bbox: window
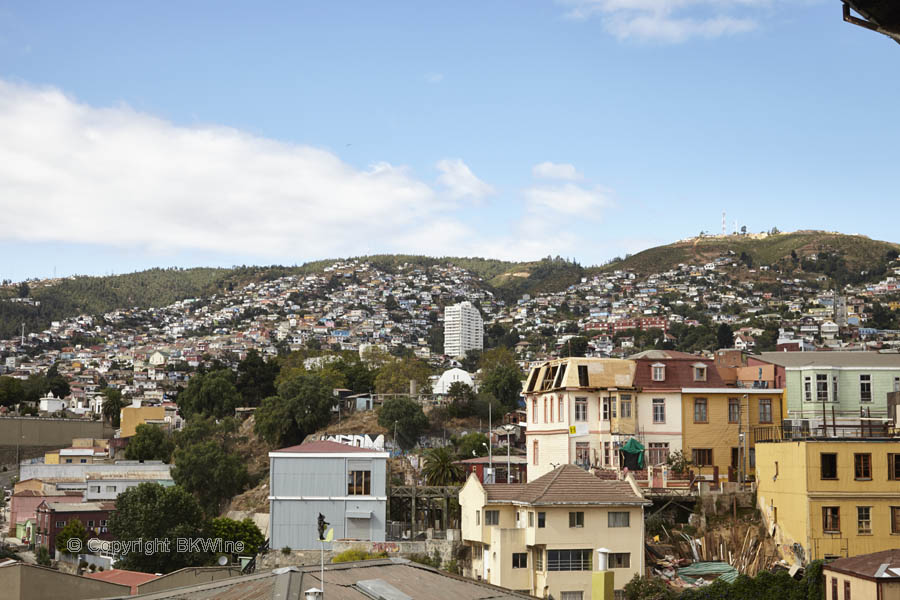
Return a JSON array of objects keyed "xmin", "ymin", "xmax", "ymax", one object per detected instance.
[
  {"xmin": 759, "ymin": 398, "xmax": 772, "ymax": 424},
  {"xmin": 560, "ymin": 593, "xmax": 583, "ymax": 600},
  {"xmin": 538, "ymin": 512, "xmax": 546, "ymax": 528},
  {"xmin": 80, "ymin": 459, "xmax": 87, "ymax": 463},
  {"xmin": 728, "ymin": 398, "xmax": 739, "ymax": 423},
  {"xmin": 823, "ymin": 507, "xmax": 840, "ymax": 533},
  {"xmin": 693, "ymin": 365, "xmax": 707, "ymax": 381},
  {"xmin": 608, "ymin": 511, "xmax": 630, "ymax": 527},
  {"xmin": 512, "ymin": 553, "xmax": 527, "ymax": 568},
  {"xmin": 544, "ymin": 397, "xmax": 548, "ymax": 422},
  {"xmin": 692, "ymin": 448, "xmax": 713, "ymax": 466},
  {"xmin": 99, "ymin": 520, "xmax": 107, "ymax": 527},
  {"xmin": 895, "ymin": 377, "xmax": 900, "ymax": 393},
  {"xmin": 844, "ymin": 581, "xmax": 851, "ymax": 600},
  {"xmin": 614, "ymin": 592, "xmax": 627, "ymax": 600},
  {"xmin": 547, "ymin": 549, "xmax": 592, "ymax": 571},
  {"xmin": 88, "ymin": 520, "xmax": 94, "ymax": 527},
  {"xmin": 65, "ymin": 459, "xmax": 72, "ymax": 464},
  {"xmin": 860, "ymin": 374, "xmax": 872, "ymax": 403},
  {"xmin": 575, "ymin": 397, "xmax": 587, "ymax": 422},
  {"xmin": 577, "ymin": 365, "xmax": 589, "ymax": 387},
  {"xmin": 833, "ymin": 376, "xmax": 839, "ymax": 402},
  {"xmin": 857, "ymin": 506, "xmax": 871, "ymax": 534},
  {"xmin": 731, "ymin": 447, "xmax": 740, "ymax": 469},
  {"xmin": 817, "ymin": 374, "xmax": 828, "ymax": 403},
  {"xmin": 476, "ymin": 510, "xmax": 480, "ymax": 526},
  {"xmin": 90, "ymin": 485, "xmax": 100, "ymax": 493},
  {"xmin": 648, "ymin": 443, "xmax": 669, "ymax": 466},
  {"xmin": 855, "ymin": 454, "xmax": 871, "ymax": 480},
  {"xmin": 558, "ymin": 396, "xmax": 564, "ymax": 422},
  {"xmin": 652, "ymin": 398, "xmax": 665, "ymax": 424},
  {"xmin": 485, "ymin": 510, "xmax": 499, "ymax": 526},
  {"xmin": 532, "ymin": 397, "xmax": 537, "ymax": 423},
  {"xmin": 609, "ymin": 553, "xmax": 631, "ymax": 568},
  {"xmin": 529, "ymin": 512, "xmax": 534, "ymax": 527},
  {"xmin": 652, "ymin": 363, "xmax": 665, "ymax": 381},
  {"xmin": 611, "ymin": 397, "xmax": 617, "ymax": 419},
  {"xmin": 348, "ymin": 470, "xmax": 371, "ymax": 495},
  {"xmin": 604, "ymin": 442, "xmax": 610, "ymax": 466},
  {"xmin": 804, "ymin": 376, "xmax": 812, "ymax": 402},
  {"xmin": 694, "ymin": 398, "xmax": 708, "ymax": 423},
  {"xmin": 105, "ymin": 485, "xmax": 116, "ymax": 493},
  {"xmin": 569, "ymin": 511, "xmax": 584, "ymax": 528},
  {"xmin": 575, "ymin": 442, "xmax": 590, "ymax": 469},
  {"xmin": 535, "ymin": 548, "xmax": 544, "ymax": 571},
  {"xmin": 620, "ymin": 395, "xmax": 632, "ymax": 418},
  {"xmin": 821, "ymin": 453, "xmax": 838, "ymax": 479},
  {"xmin": 533, "ymin": 440, "xmax": 539, "ymax": 465},
  {"xmin": 553, "ymin": 363, "xmax": 568, "ymax": 388},
  {"xmin": 749, "ymin": 448, "xmax": 755, "ymax": 469},
  {"xmin": 55, "ymin": 521, "xmax": 66, "ymax": 528},
  {"xmin": 890, "ymin": 454, "xmax": 900, "ymax": 480},
  {"xmin": 526, "ymin": 369, "xmax": 540, "ymax": 393},
  {"xmin": 602, "ymin": 398, "xmax": 610, "ymax": 420},
  {"xmin": 889, "ymin": 506, "xmax": 900, "ymax": 534},
  {"xmin": 831, "ymin": 577, "xmax": 838, "ymax": 600}
]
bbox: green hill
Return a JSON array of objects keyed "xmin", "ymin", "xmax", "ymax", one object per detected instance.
[{"xmin": 595, "ymin": 231, "xmax": 900, "ymax": 279}]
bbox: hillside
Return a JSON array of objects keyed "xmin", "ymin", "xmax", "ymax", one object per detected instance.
[{"xmin": 596, "ymin": 231, "xmax": 900, "ymax": 278}]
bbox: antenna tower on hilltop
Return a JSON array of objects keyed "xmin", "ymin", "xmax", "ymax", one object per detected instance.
[{"xmin": 722, "ymin": 212, "xmax": 726, "ymax": 236}]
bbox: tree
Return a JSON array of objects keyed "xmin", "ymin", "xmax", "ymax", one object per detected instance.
[
  {"xmin": 716, "ymin": 323, "xmax": 734, "ymax": 349},
  {"xmin": 109, "ymin": 483, "xmax": 209, "ymax": 573},
  {"xmin": 623, "ymin": 574, "xmax": 676, "ymax": 600},
  {"xmin": 177, "ymin": 369, "xmax": 241, "ymax": 419},
  {"xmin": 235, "ymin": 349, "xmax": 279, "ymax": 407},
  {"xmin": 35, "ymin": 546, "xmax": 51, "ymax": 566},
  {"xmin": 0, "ymin": 376, "xmax": 24, "ymax": 408},
  {"xmin": 17, "ymin": 281, "xmax": 29, "ymax": 298},
  {"xmin": 254, "ymin": 371, "xmax": 333, "ymax": 447},
  {"xmin": 455, "ymin": 432, "xmax": 489, "ymax": 458},
  {"xmin": 125, "ymin": 424, "xmax": 175, "ymax": 463},
  {"xmin": 56, "ymin": 518, "xmax": 88, "ymax": 555},
  {"xmin": 421, "ymin": 447, "xmax": 464, "ymax": 485},
  {"xmin": 101, "ymin": 388, "xmax": 124, "ymax": 427},
  {"xmin": 374, "ymin": 356, "xmax": 431, "ymax": 394},
  {"xmin": 210, "ymin": 517, "xmax": 266, "ymax": 556},
  {"xmin": 378, "ymin": 396, "xmax": 428, "ymax": 450},
  {"xmin": 447, "ymin": 381, "xmax": 477, "ymax": 418},
  {"xmin": 172, "ymin": 440, "xmax": 248, "ymax": 516},
  {"xmin": 560, "ymin": 336, "xmax": 588, "ymax": 358},
  {"xmin": 479, "ymin": 363, "xmax": 522, "ymax": 412}
]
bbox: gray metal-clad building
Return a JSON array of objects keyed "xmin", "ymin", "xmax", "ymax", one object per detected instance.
[{"xmin": 269, "ymin": 440, "xmax": 389, "ymax": 550}]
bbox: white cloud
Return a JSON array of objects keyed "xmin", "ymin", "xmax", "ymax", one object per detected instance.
[
  {"xmin": 524, "ymin": 183, "xmax": 612, "ymax": 217},
  {"xmin": 0, "ymin": 79, "xmax": 479, "ymax": 260},
  {"xmin": 425, "ymin": 72, "xmax": 444, "ymax": 84},
  {"xmin": 435, "ymin": 158, "xmax": 495, "ymax": 200},
  {"xmin": 532, "ymin": 161, "xmax": 582, "ymax": 181},
  {"xmin": 558, "ymin": 0, "xmax": 769, "ymax": 42}
]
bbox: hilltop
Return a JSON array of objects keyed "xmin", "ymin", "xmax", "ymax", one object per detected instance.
[{"xmin": 597, "ymin": 230, "xmax": 900, "ymax": 278}]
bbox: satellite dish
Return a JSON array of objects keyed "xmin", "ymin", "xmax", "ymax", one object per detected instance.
[{"xmin": 217, "ymin": 555, "xmax": 229, "ymax": 566}]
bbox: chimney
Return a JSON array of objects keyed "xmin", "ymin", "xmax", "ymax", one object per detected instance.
[
  {"xmin": 305, "ymin": 588, "xmax": 323, "ymax": 600},
  {"xmin": 592, "ymin": 548, "xmax": 614, "ymax": 599}
]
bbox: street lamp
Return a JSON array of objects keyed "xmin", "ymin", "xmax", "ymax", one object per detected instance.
[{"xmin": 502, "ymin": 424, "xmax": 517, "ymax": 484}]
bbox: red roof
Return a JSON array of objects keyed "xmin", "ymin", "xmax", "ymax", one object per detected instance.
[
  {"xmin": 630, "ymin": 351, "xmax": 728, "ymax": 389},
  {"xmin": 84, "ymin": 568, "xmax": 159, "ymax": 593},
  {"xmin": 273, "ymin": 440, "xmax": 383, "ymax": 454}
]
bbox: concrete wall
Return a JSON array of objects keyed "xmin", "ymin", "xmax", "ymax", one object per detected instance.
[
  {"xmin": 0, "ymin": 417, "xmax": 113, "ymax": 447},
  {"xmin": 0, "ymin": 563, "xmax": 131, "ymax": 600},
  {"xmin": 135, "ymin": 566, "xmax": 244, "ymax": 594},
  {"xmin": 20, "ymin": 461, "xmax": 170, "ymax": 482}
]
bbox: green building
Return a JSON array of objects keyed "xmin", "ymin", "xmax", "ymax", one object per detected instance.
[{"xmin": 757, "ymin": 352, "xmax": 900, "ymax": 429}]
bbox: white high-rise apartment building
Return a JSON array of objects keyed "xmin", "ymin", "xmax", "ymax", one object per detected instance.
[{"xmin": 443, "ymin": 301, "xmax": 483, "ymax": 357}]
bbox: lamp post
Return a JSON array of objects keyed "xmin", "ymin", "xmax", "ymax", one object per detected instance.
[{"xmin": 503, "ymin": 424, "xmax": 517, "ymax": 484}]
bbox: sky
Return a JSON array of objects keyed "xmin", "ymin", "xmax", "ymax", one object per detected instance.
[{"xmin": 1, "ymin": 1, "xmax": 898, "ymax": 281}]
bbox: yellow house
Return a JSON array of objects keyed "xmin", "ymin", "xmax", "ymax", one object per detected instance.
[
  {"xmin": 460, "ymin": 464, "xmax": 650, "ymax": 600},
  {"xmin": 823, "ymin": 549, "xmax": 900, "ymax": 600},
  {"xmin": 756, "ymin": 439, "xmax": 900, "ymax": 564},
  {"xmin": 119, "ymin": 404, "xmax": 166, "ymax": 438},
  {"xmin": 680, "ymin": 388, "xmax": 784, "ymax": 480}
]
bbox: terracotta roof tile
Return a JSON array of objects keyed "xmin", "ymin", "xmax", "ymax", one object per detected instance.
[
  {"xmin": 485, "ymin": 464, "xmax": 648, "ymax": 505},
  {"xmin": 825, "ymin": 549, "xmax": 900, "ymax": 579},
  {"xmin": 272, "ymin": 440, "xmax": 383, "ymax": 454}
]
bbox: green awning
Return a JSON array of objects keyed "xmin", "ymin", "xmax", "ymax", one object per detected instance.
[{"xmin": 620, "ymin": 438, "xmax": 645, "ymax": 469}]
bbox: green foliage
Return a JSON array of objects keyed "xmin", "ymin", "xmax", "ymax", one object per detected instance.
[
  {"xmin": 254, "ymin": 371, "xmax": 334, "ymax": 447},
  {"xmin": 0, "ymin": 376, "xmax": 24, "ymax": 407},
  {"xmin": 177, "ymin": 369, "xmax": 241, "ymax": 419},
  {"xmin": 408, "ymin": 550, "xmax": 442, "ymax": 569},
  {"xmin": 378, "ymin": 396, "xmax": 428, "ymax": 450},
  {"xmin": 716, "ymin": 323, "xmax": 734, "ymax": 349},
  {"xmin": 446, "ymin": 381, "xmax": 477, "ymax": 419},
  {"xmin": 624, "ymin": 574, "xmax": 677, "ymax": 600},
  {"xmin": 101, "ymin": 387, "xmax": 124, "ymax": 427},
  {"xmin": 374, "ymin": 356, "xmax": 432, "ymax": 394},
  {"xmin": 172, "ymin": 440, "xmax": 248, "ymax": 516},
  {"xmin": 281, "ymin": 546, "xmax": 292, "ymax": 555},
  {"xmin": 331, "ymin": 548, "xmax": 389, "ymax": 563},
  {"xmin": 666, "ymin": 450, "xmax": 691, "ymax": 474},
  {"xmin": 55, "ymin": 518, "xmax": 89, "ymax": 555},
  {"xmin": 235, "ymin": 349, "xmax": 279, "ymax": 407},
  {"xmin": 455, "ymin": 432, "xmax": 489, "ymax": 458},
  {"xmin": 210, "ymin": 517, "xmax": 266, "ymax": 555},
  {"xmin": 109, "ymin": 483, "xmax": 209, "ymax": 573},
  {"xmin": 560, "ymin": 336, "xmax": 588, "ymax": 358},
  {"xmin": 478, "ymin": 348, "xmax": 522, "ymax": 412},
  {"xmin": 35, "ymin": 545, "xmax": 51, "ymax": 566},
  {"xmin": 421, "ymin": 446, "xmax": 464, "ymax": 485},
  {"xmin": 125, "ymin": 424, "xmax": 175, "ymax": 463}
]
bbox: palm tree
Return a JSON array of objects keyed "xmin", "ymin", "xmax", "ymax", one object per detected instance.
[{"xmin": 422, "ymin": 447, "xmax": 464, "ymax": 486}]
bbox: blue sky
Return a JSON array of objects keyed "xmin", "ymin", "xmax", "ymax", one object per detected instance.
[{"xmin": 1, "ymin": 1, "xmax": 898, "ymax": 281}]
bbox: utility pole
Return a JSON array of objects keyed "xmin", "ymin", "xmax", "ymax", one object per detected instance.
[{"xmin": 488, "ymin": 401, "xmax": 493, "ymax": 481}]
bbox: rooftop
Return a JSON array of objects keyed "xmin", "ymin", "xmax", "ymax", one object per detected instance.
[
  {"xmin": 84, "ymin": 569, "xmax": 160, "ymax": 594},
  {"xmin": 484, "ymin": 464, "xmax": 648, "ymax": 506},
  {"xmin": 825, "ymin": 549, "xmax": 900, "ymax": 580},
  {"xmin": 757, "ymin": 351, "xmax": 900, "ymax": 369},
  {"xmin": 271, "ymin": 440, "xmax": 387, "ymax": 455}
]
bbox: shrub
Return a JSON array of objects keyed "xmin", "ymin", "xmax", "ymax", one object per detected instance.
[
  {"xmin": 281, "ymin": 546, "xmax": 292, "ymax": 555},
  {"xmin": 332, "ymin": 548, "xmax": 389, "ymax": 563}
]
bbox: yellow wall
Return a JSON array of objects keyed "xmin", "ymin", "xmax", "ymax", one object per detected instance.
[
  {"xmin": 681, "ymin": 392, "xmax": 784, "ymax": 479},
  {"xmin": 44, "ymin": 451, "xmax": 60, "ymax": 465},
  {"xmin": 758, "ymin": 440, "xmax": 900, "ymax": 563},
  {"xmin": 119, "ymin": 405, "xmax": 165, "ymax": 438}
]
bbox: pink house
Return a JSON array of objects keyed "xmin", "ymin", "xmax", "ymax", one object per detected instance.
[{"xmin": 8, "ymin": 482, "xmax": 83, "ymax": 537}]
